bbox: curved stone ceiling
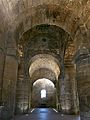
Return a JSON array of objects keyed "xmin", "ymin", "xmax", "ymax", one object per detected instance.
[
  {"xmin": 29, "ymin": 54, "xmax": 60, "ymax": 80},
  {"xmin": 33, "ymin": 78, "xmax": 55, "ymax": 89},
  {"xmin": 30, "ymin": 68, "xmax": 56, "ymax": 83},
  {"xmin": 0, "ymin": 0, "xmax": 89, "ymax": 28},
  {"xmin": 0, "ymin": 0, "xmax": 89, "ymax": 42},
  {"xmin": 0, "ymin": 0, "xmax": 89, "ymax": 60}
]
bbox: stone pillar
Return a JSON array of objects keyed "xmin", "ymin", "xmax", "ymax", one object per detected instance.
[
  {"xmin": 60, "ymin": 73, "xmax": 72, "ymax": 114},
  {"xmin": 15, "ymin": 57, "xmax": 29, "ymax": 114},
  {"xmin": 65, "ymin": 65, "xmax": 79, "ymax": 114},
  {"xmin": 2, "ymin": 48, "xmax": 18, "ymax": 119},
  {"xmin": 56, "ymin": 76, "xmax": 61, "ymax": 111},
  {"xmin": 0, "ymin": 48, "xmax": 5, "ymax": 104},
  {"xmin": 75, "ymin": 47, "xmax": 90, "ymax": 112}
]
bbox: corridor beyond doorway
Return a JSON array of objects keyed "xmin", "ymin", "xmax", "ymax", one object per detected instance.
[{"xmin": 13, "ymin": 108, "xmax": 80, "ymax": 120}]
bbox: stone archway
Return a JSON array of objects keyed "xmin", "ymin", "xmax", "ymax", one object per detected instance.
[
  {"xmin": 28, "ymin": 54, "xmax": 60, "ymax": 108},
  {"xmin": 15, "ymin": 24, "xmax": 80, "ymax": 114},
  {"xmin": 31, "ymin": 78, "xmax": 56, "ymax": 108}
]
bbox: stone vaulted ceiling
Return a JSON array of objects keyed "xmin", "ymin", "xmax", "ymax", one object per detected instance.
[
  {"xmin": 0, "ymin": 0, "xmax": 90, "ymax": 35},
  {"xmin": 0, "ymin": 0, "xmax": 90, "ymax": 60}
]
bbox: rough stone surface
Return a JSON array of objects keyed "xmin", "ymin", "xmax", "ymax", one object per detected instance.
[{"xmin": 0, "ymin": 0, "xmax": 90, "ymax": 119}]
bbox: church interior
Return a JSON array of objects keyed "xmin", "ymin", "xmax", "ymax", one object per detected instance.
[{"xmin": 0, "ymin": 0, "xmax": 90, "ymax": 120}]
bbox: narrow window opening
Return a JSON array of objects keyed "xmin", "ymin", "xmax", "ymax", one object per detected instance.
[{"xmin": 41, "ymin": 89, "xmax": 46, "ymax": 98}]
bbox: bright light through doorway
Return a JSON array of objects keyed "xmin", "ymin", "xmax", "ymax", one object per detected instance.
[{"xmin": 41, "ymin": 89, "xmax": 46, "ymax": 98}]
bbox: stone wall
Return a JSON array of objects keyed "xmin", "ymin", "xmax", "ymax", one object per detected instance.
[
  {"xmin": 75, "ymin": 47, "xmax": 90, "ymax": 113},
  {"xmin": 0, "ymin": 49, "xmax": 5, "ymax": 104},
  {"xmin": 1, "ymin": 48, "xmax": 18, "ymax": 119},
  {"xmin": 15, "ymin": 57, "xmax": 29, "ymax": 114}
]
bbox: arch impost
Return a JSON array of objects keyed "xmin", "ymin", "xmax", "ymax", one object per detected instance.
[
  {"xmin": 6, "ymin": 47, "xmax": 20, "ymax": 62},
  {"xmin": 74, "ymin": 47, "xmax": 90, "ymax": 63}
]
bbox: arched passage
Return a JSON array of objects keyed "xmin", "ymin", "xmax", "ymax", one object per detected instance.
[
  {"xmin": 32, "ymin": 78, "xmax": 56, "ymax": 108},
  {"xmin": 16, "ymin": 24, "xmax": 79, "ymax": 114},
  {"xmin": 0, "ymin": 1, "xmax": 90, "ymax": 120},
  {"xmin": 28, "ymin": 54, "xmax": 60, "ymax": 108}
]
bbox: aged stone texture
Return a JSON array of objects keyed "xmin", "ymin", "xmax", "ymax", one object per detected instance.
[{"xmin": 0, "ymin": 0, "xmax": 90, "ymax": 120}]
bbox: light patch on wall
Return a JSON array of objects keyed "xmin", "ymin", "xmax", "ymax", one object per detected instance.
[{"xmin": 41, "ymin": 89, "xmax": 46, "ymax": 98}]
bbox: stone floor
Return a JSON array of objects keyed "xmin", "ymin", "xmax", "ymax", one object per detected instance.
[{"xmin": 13, "ymin": 108, "xmax": 81, "ymax": 120}]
